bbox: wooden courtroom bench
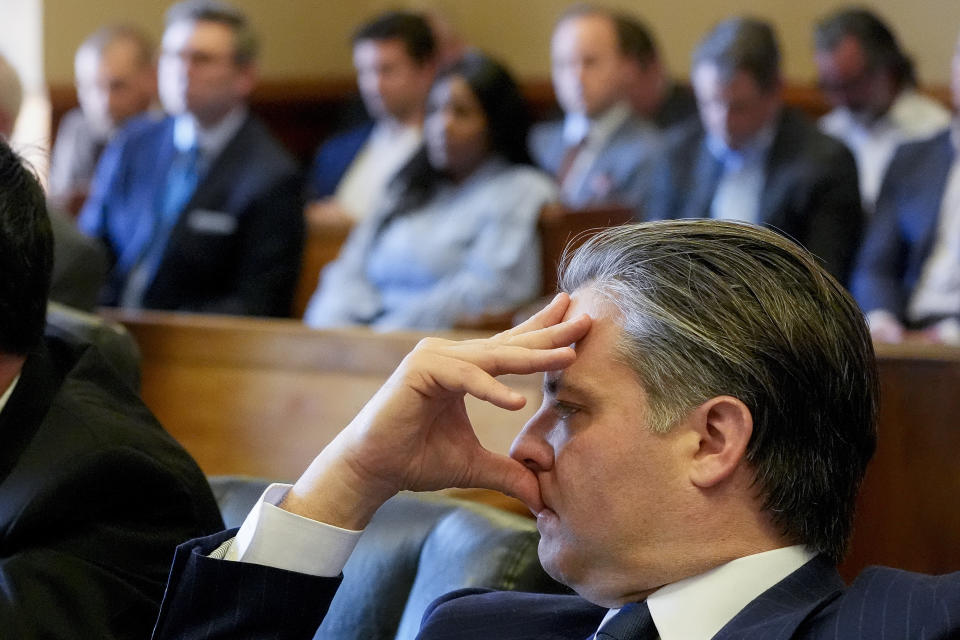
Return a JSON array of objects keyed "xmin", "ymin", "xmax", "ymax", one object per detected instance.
[{"xmin": 106, "ymin": 309, "xmax": 960, "ymax": 582}]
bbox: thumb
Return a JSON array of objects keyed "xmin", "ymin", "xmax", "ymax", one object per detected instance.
[{"xmin": 468, "ymin": 450, "xmax": 544, "ymax": 514}]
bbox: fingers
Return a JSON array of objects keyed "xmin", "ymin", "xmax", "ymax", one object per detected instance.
[
  {"xmin": 498, "ymin": 292, "xmax": 571, "ymax": 338},
  {"xmin": 420, "ymin": 357, "xmax": 529, "ymax": 410},
  {"xmin": 465, "ymin": 450, "xmax": 544, "ymax": 514},
  {"xmin": 506, "ymin": 313, "xmax": 591, "ymax": 350}
]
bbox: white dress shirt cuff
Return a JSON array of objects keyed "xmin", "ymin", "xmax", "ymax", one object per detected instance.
[{"xmin": 220, "ymin": 483, "xmax": 363, "ymax": 577}]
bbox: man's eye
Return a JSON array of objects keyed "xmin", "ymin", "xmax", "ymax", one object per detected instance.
[{"xmin": 553, "ymin": 402, "xmax": 579, "ymax": 419}]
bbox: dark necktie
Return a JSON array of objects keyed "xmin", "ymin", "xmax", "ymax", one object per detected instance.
[
  {"xmin": 594, "ymin": 601, "xmax": 657, "ymax": 640},
  {"xmin": 556, "ymin": 137, "xmax": 587, "ymax": 188}
]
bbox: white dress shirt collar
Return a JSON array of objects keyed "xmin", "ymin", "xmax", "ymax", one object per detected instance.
[
  {"xmin": 595, "ymin": 545, "xmax": 816, "ymax": 640},
  {"xmin": 562, "ymin": 102, "xmax": 633, "ymax": 148},
  {"xmin": 173, "ymin": 105, "xmax": 249, "ymax": 159},
  {"xmin": 706, "ymin": 118, "xmax": 777, "ymax": 172}
]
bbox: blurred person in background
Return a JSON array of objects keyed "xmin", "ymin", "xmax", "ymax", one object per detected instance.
[
  {"xmin": 648, "ymin": 16, "xmax": 863, "ymax": 283},
  {"xmin": 529, "ymin": 5, "xmax": 661, "ymax": 216},
  {"xmin": 79, "ymin": 0, "xmax": 303, "ymax": 317},
  {"xmin": 49, "ymin": 25, "xmax": 157, "ymax": 214},
  {"xmin": 815, "ymin": 7, "xmax": 950, "ymax": 213},
  {"xmin": 304, "ymin": 53, "xmax": 555, "ymax": 330},
  {"xmin": 305, "ymin": 11, "xmax": 437, "ymax": 225}
]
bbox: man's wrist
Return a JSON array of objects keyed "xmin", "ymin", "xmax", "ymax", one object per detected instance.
[{"xmin": 280, "ymin": 447, "xmax": 396, "ymax": 531}]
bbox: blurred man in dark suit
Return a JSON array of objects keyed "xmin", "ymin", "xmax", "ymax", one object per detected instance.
[
  {"xmin": 648, "ymin": 17, "xmax": 863, "ymax": 283},
  {"xmin": 614, "ymin": 12, "xmax": 698, "ymax": 131},
  {"xmin": 79, "ymin": 0, "xmax": 303, "ymax": 316},
  {"xmin": 851, "ymin": 28, "xmax": 960, "ymax": 345}
]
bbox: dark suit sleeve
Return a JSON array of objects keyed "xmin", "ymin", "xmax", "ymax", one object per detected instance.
[
  {"xmin": 152, "ymin": 531, "xmax": 342, "ymax": 640},
  {"xmin": 850, "ymin": 154, "xmax": 911, "ymax": 317},
  {"xmin": 796, "ymin": 144, "xmax": 864, "ymax": 285},
  {"xmin": 198, "ymin": 172, "xmax": 305, "ymax": 317}
]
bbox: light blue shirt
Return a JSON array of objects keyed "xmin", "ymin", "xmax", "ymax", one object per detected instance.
[
  {"xmin": 707, "ymin": 124, "xmax": 776, "ymax": 224},
  {"xmin": 304, "ymin": 157, "xmax": 557, "ymax": 330}
]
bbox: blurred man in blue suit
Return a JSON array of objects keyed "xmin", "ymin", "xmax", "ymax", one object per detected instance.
[
  {"xmin": 79, "ymin": 0, "xmax": 303, "ymax": 317},
  {"xmin": 153, "ymin": 220, "xmax": 959, "ymax": 640}
]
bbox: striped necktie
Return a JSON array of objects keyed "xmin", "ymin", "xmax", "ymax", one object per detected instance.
[{"xmin": 595, "ymin": 601, "xmax": 657, "ymax": 640}]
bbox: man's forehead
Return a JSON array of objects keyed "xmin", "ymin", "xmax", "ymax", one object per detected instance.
[
  {"xmin": 555, "ymin": 288, "xmax": 627, "ymax": 379},
  {"xmin": 554, "ymin": 14, "xmax": 617, "ymax": 48}
]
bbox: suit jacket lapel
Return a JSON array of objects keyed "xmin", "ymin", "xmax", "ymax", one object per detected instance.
[
  {"xmin": 758, "ymin": 110, "xmax": 796, "ymax": 230},
  {"xmin": 712, "ymin": 555, "xmax": 844, "ymax": 640},
  {"xmin": 683, "ymin": 140, "xmax": 722, "ymax": 219},
  {"xmin": 913, "ymin": 131, "xmax": 956, "ymax": 262},
  {"xmin": 0, "ymin": 341, "xmax": 62, "ymax": 484}
]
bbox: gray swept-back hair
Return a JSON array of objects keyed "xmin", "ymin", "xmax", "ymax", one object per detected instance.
[{"xmin": 559, "ymin": 220, "xmax": 877, "ymax": 563}]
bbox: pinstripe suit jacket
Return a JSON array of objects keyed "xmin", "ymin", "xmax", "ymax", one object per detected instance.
[{"xmin": 152, "ymin": 533, "xmax": 960, "ymax": 639}]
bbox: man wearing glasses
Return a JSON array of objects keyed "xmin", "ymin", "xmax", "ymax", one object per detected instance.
[{"xmin": 79, "ymin": 0, "xmax": 303, "ymax": 317}]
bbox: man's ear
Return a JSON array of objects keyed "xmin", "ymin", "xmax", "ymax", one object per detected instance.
[{"xmin": 685, "ymin": 396, "xmax": 753, "ymax": 488}]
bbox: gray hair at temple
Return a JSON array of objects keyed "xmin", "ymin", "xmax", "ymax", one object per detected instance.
[
  {"xmin": 558, "ymin": 219, "xmax": 878, "ymax": 563},
  {"xmin": 165, "ymin": 0, "xmax": 259, "ymax": 65},
  {"xmin": 0, "ymin": 53, "xmax": 23, "ymax": 135},
  {"xmin": 692, "ymin": 16, "xmax": 781, "ymax": 91}
]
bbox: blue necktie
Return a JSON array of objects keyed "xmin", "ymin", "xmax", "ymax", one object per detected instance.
[
  {"xmin": 120, "ymin": 146, "xmax": 201, "ymax": 308},
  {"xmin": 595, "ymin": 601, "xmax": 657, "ymax": 640},
  {"xmin": 162, "ymin": 145, "xmax": 201, "ymax": 219}
]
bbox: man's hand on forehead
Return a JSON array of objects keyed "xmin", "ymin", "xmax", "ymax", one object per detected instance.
[{"xmin": 280, "ymin": 293, "xmax": 592, "ymax": 530}]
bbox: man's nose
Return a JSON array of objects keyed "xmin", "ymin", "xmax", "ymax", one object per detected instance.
[{"xmin": 509, "ymin": 409, "xmax": 555, "ymax": 473}]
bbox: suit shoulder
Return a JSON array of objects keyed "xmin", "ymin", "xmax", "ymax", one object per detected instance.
[
  {"xmin": 111, "ymin": 114, "xmax": 172, "ymax": 150},
  {"xmin": 890, "ymin": 128, "xmax": 953, "ymax": 168},
  {"xmin": 320, "ymin": 122, "xmax": 375, "ymax": 149},
  {"xmin": 420, "ymin": 589, "xmax": 605, "ymax": 638},
  {"xmin": 609, "ymin": 116, "xmax": 661, "ymax": 155},
  {"xmin": 237, "ymin": 116, "xmax": 298, "ymax": 175},
  {"xmin": 804, "ymin": 567, "xmax": 960, "ymax": 637},
  {"xmin": 777, "ymin": 110, "xmax": 857, "ymax": 174}
]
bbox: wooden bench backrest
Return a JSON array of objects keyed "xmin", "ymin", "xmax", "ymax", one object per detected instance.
[{"xmin": 537, "ymin": 204, "xmax": 635, "ymax": 295}]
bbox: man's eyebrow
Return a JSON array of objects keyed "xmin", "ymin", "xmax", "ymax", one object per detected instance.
[
  {"xmin": 542, "ymin": 373, "xmax": 592, "ymax": 401},
  {"xmin": 543, "ymin": 373, "xmax": 561, "ymax": 396}
]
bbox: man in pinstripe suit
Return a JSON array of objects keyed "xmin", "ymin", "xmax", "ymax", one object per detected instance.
[{"xmin": 154, "ymin": 221, "xmax": 960, "ymax": 639}]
